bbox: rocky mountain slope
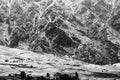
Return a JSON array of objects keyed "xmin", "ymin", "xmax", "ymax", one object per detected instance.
[{"xmin": 0, "ymin": 0, "xmax": 120, "ymax": 65}]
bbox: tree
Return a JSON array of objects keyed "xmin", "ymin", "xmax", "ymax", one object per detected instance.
[{"xmin": 20, "ymin": 71, "xmax": 26, "ymax": 80}]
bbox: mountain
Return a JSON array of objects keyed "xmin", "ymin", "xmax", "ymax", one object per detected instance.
[{"xmin": 0, "ymin": 0, "xmax": 120, "ymax": 65}]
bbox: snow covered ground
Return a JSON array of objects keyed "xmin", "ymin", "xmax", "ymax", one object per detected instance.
[{"xmin": 0, "ymin": 46, "xmax": 120, "ymax": 79}]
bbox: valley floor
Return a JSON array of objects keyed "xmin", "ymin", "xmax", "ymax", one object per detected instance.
[{"xmin": 0, "ymin": 46, "xmax": 120, "ymax": 80}]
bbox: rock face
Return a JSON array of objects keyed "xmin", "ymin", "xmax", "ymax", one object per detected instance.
[{"xmin": 0, "ymin": 0, "xmax": 120, "ymax": 65}]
